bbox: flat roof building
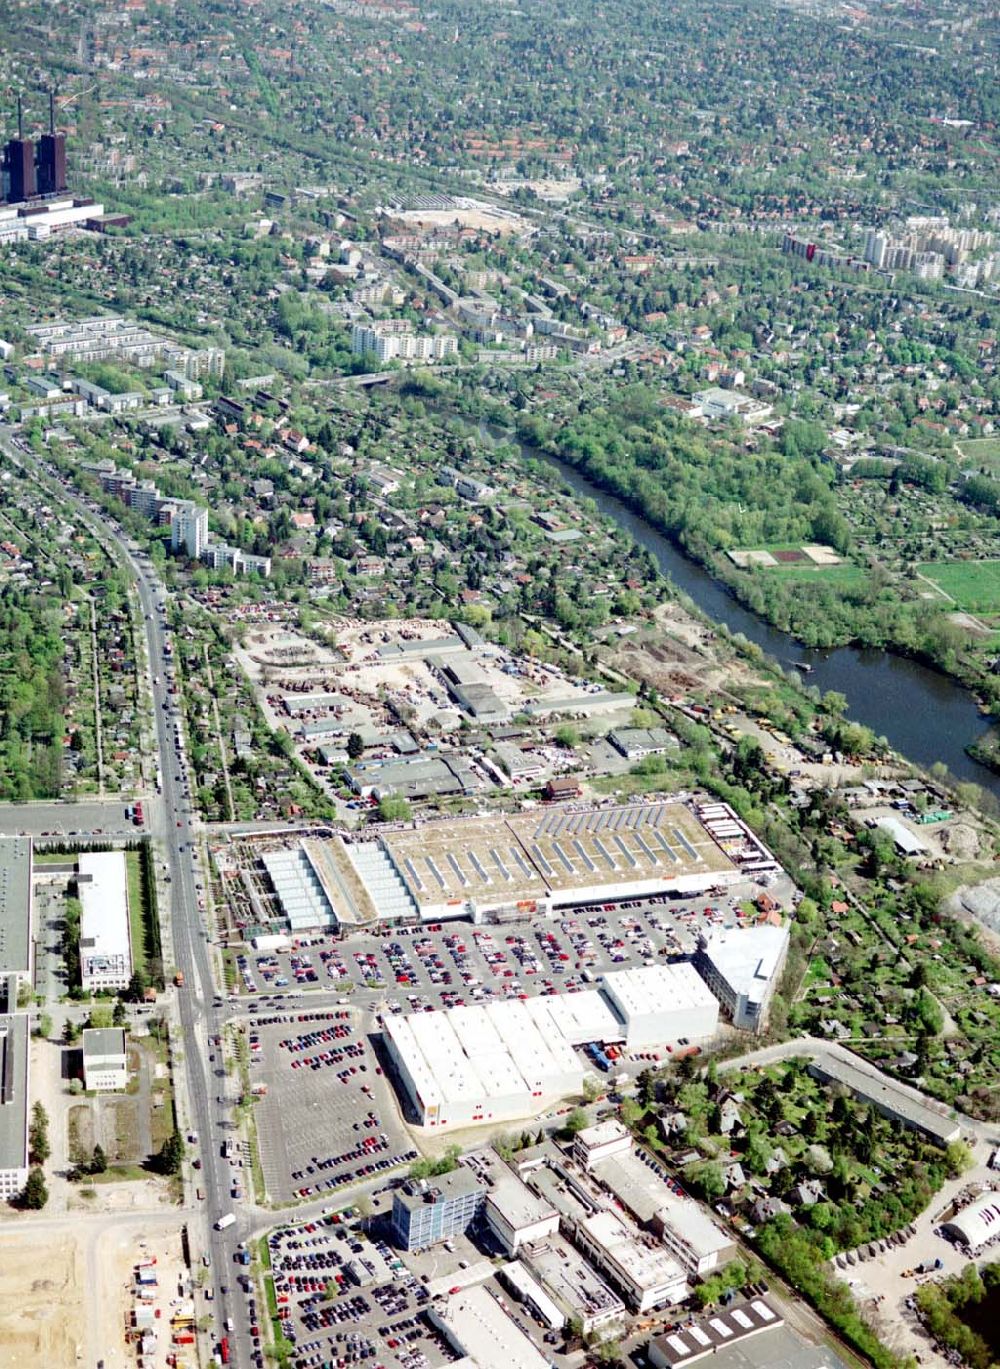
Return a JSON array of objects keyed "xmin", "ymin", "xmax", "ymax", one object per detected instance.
[
  {"xmin": 0, "ymin": 837, "xmax": 32, "ymax": 982},
  {"xmin": 499, "ymin": 1261, "xmax": 565, "ymax": 1330},
  {"xmin": 428, "ymin": 1284, "xmax": 549, "ymax": 1369},
  {"xmin": 693, "ymin": 924, "xmax": 790, "ymax": 1033},
  {"xmin": 523, "ymin": 1232, "xmax": 625, "ymax": 1333},
  {"xmin": 805, "ymin": 1054, "xmax": 960, "ymax": 1147},
  {"xmin": 590, "ymin": 1150, "xmax": 736, "ymax": 1275},
  {"xmin": 574, "ymin": 1119, "xmax": 633, "ymax": 1171},
  {"xmin": 649, "ymin": 1297, "xmax": 785, "ymax": 1369},
  {"xmin": 78, "ymin": 851, "xmax": 132, "ymax": 993},
  {"xmin": 391, "ymin": 1168, "xmax": 485, "ymax": 1251},
  {"xmin": 384, "ymin": 998, "xmax": 584, "ymax": 1131},
  {"xmin": 484, "ymin": 1169, "xmax": 560, "ymax": 1255},
  {"xmin": 573, "ymin": 1209, "xmax": 688, "ymax": 1312},
  {"xmin": 0, "ymin": 1011, "xmax": 28, "ymax": 1200},
  {"xmin": 601, "ymin": 964, "xmax": 719, "ymax": 1049},
  {"xmin": 82, "ymin": 1027, "xmax": 128, "ymax": 1092}
]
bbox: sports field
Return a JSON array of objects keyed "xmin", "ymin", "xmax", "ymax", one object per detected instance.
[{"xmin": 916, "ymin": 560, "xmax": 1000, "ymax": 613}]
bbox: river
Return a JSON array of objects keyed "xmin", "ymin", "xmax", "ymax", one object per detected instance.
[{"xmin": 471, "ymin": 418, "xmax": 999, "ymax": 795}]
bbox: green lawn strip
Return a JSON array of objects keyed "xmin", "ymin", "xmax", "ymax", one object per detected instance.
[{"xmin": 125, "ymin": 849, "xmax": 148, "ymax": 978}]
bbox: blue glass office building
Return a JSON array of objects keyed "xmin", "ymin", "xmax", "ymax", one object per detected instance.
[{"xmin": 391, "ymin": 1169, "xmax": 484, "ymax": 1251}]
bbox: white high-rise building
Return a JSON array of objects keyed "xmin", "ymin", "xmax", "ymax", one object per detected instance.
[{"xmin": 171, "ymin": 503, "xmax": 209, "ymax": 559}]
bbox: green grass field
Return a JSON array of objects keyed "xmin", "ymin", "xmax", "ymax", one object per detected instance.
[
  {"xmin": 916, "ymin": 560, "xmax": 1000, "ymax": 614},
  {"xmin": 957, "ymin": 437, "xmax": 1000, "ymax": 470},
  {"xmin": 765, "ymin": 562, "xmax": 867, "ymax": 588}
]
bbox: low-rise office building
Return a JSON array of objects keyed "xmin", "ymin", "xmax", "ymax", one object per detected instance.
[
  {"xmin": 484, "ymin": 1169, "xmax": 560, "ymax": 1255},
  {"xmin": 82, "ymin": 1027, "xmax": 128, "ymax": 1092},
  {"xmin": 572, "ymin": 1210, "xmax": 688, "ymax": 1313},
  {"xmin": 574, "ymin": 1119, "xmax": 633, "ymax": 1171}
]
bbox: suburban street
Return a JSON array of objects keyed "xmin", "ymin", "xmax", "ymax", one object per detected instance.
[{"xmin": 0, "ymin": 426, "xmax": 254, "ymax": 1365}]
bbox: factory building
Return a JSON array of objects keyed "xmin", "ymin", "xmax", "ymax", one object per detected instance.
[
  {"xmin": 428, "ymin": 1284, "xmax": 549, "ymax": 1369},
  {"xmin": 498, "ymin": 1262, "xmax": 565, "ymax": 1330},
  {"xmin": 522, "ymin": 1233, "xmax": 625, "ymax": 1334},
  {"xmin": 78, "ymin": 851, "xmax": 132, "ymax": 992},
  {"xmin": 391, "ymin": 1168, "xmax": 485, "ymax": 1251},
  {"xmin": 649, "ymin": 1298, "xmax": 785, "ymax": 1369},
  {"xmin": 588, "ymin": 1147, "xmax": 735, "ymax": 1276},
  {"xmin": 693, "ymin": 924, "xmax": 790, "ymax": 1032},
  {"xmin": 0, "ymin": 999, "xmax": 28, "ymax": 1201},
  {"xmin": 600, "ymin": 964, "xmax": 719, "ymax": 1049}
]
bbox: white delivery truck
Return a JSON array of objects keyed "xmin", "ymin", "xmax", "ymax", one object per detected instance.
[{"xmin": 214, "ymin": 1213, "xmax": 236, "ymax": 1231}]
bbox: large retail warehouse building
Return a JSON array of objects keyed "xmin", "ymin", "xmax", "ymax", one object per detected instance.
[{"xmin": 256, "ymin": 797, "xmax": 777, "ymax": 932}]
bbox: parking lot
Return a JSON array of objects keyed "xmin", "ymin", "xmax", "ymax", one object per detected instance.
[
  {"xmin": 249, "ymin": 1010, "xmax": 416, "ymax": 1205},
  {"xmin": 235, "ymin": 875, "xmax": 793, "ymax": 1025},
  {"xmin": 268, "ymin": 1214, "xmax": 461, "ymax": 1369}
]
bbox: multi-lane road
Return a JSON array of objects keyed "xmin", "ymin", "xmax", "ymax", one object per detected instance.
[{"xmin": 0, "ymin": 426, "xmax": 256, "ymax": 1364}]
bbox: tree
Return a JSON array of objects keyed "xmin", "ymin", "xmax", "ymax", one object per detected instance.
[
  {"xmin": 112, "ymin": 1000, "xmax": 127, "ymax": 1027},
  {"xmin": 90, "ymin": 1143, "xmax": 107, "ymax": 1175},
  {"xmin": 945, "ymin": 1140, "xmax": 973, "ymax": 1179},
  {"xmin": 582, "ymin": 1076, "xmax": 602, "ymax": 1103},
  {"xmin": 19, "ymin": 1167, "xmax": 48, "ymax": 1209},
  {"xmin": 28, "ymin": 1102, "xmax": 50, "ymax": 1166},
  {"xmin": 690, "ymin": 1161, "xmax": 725, "ymax": 1201},
  {"xmin": 35, "ymin": 1013, "xmax": 53, "ymax": 1040},
  {"xmin": 563, "ymin": 1107, "xmax": 588, "ymax": 1136},
  {"xmin": 126, "ymin": 969, "xmax": 148, "ymax": 1003},
  {"xmin": 378, "ymin": 795, "xmax": 412, "ymax": 822},
  {"xmin": 346, "ymin": 732, "xmax": 365, "ymax": 760},
  {"xmin": 153, "ymin": 1129, "xmax": 184, "ymax": 1175}
]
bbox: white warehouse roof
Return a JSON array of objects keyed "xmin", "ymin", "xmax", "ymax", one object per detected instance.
[
  {"xmin": 78, "ymin": 851, "xmax": 131, "ymax": 966},
  {"xmin": 697, "ymin": 925, "xmax": 790, "ymax": 1000},
  {"xmin": 601, "ymin": 964, "xmax": 719, "ymax": 1048},
  {"xmin": 524, "ymin": 990, "xmax": 622, "ymax": 1046},
  {"xmin": 384, "ymin": 998, "xmax": 585, "ymax": 1128},
  {"xmin": 430, "ymin": 1285, "xmax": 550, "ymax": 1369},
  {"xmin": 943, "ymin": 1193, "xmax": 1000, "ymax": 1251}
]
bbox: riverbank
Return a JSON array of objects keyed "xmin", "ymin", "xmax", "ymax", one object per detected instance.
[{"xmin": 433, "ymin": 396, "xmax": 1000, "ymax": 796}]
